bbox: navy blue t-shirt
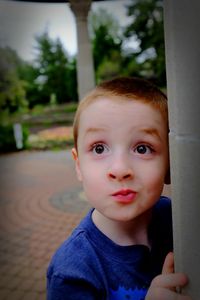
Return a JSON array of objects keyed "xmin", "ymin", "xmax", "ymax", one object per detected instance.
[{"xmin": 47, "ymin": 196, "xmax": 173, "ymax": 300}]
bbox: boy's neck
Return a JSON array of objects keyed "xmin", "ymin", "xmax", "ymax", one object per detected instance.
[{"xmin": 92, "ymin": 209, "xmax": 152, "ymax": 248}]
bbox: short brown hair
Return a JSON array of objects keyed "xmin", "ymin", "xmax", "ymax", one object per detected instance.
[{"xmin": 73, "ymin": 77, "xmax": 168, "ymax": 150}]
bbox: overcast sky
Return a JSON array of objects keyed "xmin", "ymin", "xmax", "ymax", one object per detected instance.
[{"xmin": 0, "ymin": 0, "xmax": 132, "ymax": 61}]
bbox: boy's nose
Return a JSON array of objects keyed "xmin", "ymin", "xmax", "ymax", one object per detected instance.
[{"xmin": 107, "ymin": 156, "xmax": 133, "ymax": 181}]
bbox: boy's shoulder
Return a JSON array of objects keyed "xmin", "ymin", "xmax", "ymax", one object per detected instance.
[
  {"xmin": 151, "ymin": 195, "xmax": 172, "ymax": 232},
  {"xmin": 155, "ymin": 194, "xmax": 171, "ymax": 208},
  {"xmin": 47, "ymin": 209, "xmax": 107, "ymax": 292},
  {"xmin": 152, "ymin": 196, "xmax": 172, "ymax": 222},
  {"xmin": 47, "ymin": 209, "xmax": 97, "ymax": 274},
  {"xmin": 149, "ymin": 196, "xmax": 173, "ymax": 274}
]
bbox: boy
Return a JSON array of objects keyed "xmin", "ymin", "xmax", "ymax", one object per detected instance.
[{"xmin": 47, "ymin": 77, "xmax": 191, "ymax": 299}]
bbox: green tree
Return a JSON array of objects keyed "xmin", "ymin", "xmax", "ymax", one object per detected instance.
[
  {"xmin": 89, "ymin": 8, "xmax": 123, "ymax": 82},
  {"xmin": 34, "ymin": 31, "xmax": 77, "ymax": 105},
  {"xmin": 124, "ymin": 0, "xmax": 166, "ymax": 86},
  {"xmin": 0, "ymin": 47, "xmax": 27, "ymax": 113},
  {"xmin": 17, "ymin": 61, "xmax": 41, "ymax": 109}
]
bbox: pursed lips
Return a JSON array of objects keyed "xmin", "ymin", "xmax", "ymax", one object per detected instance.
[{"xmin": 111, "ymin": 189, "xmax": 137, "ymax": 203}]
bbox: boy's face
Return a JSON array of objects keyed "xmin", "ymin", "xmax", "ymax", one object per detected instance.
[{"xmin": 72, "ymin": 97, "xmax": 169, "ymax": 222}]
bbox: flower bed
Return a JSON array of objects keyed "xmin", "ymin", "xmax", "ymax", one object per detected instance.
[{"xmin": 28, "ymin": 126, "xmax": 74, "ymax": 150}]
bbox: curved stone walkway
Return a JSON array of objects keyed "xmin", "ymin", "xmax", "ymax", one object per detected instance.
[{"xmin": 0, "ymin": 150, "xmax": 90, "ymax": 300}]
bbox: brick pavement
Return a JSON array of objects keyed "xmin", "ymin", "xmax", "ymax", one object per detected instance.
[{"xmin": 0, "ymin": 150, "xmax": 90, "ymax": 300}]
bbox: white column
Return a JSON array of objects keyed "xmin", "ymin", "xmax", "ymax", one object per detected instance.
[
  {"xmin": 164, "ymin": 1, "xmax": 200, "ymax": 298},
  {"xmin": 69, "ymin": 0, "xmax": 95, "ymax": 101}
]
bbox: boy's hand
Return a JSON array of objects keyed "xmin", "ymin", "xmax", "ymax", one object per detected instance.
[{"xmin": 145, "ymin": 252, "xmax": 192, "ymax": 300}]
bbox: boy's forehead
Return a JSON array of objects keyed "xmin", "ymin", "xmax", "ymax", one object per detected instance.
[
  {"xmin": 78, "ymin": 97, "xmax": 166, "ymax": 132},
  {"xmin": 80, "ymin": 95, "xmax": 159, "ymax": 117},
  {"xmin": 79, "ymin": 96, "xmax": 127, "ymax": 119},
  {"xmin": 80, "ymin": 96, "xmax": 133, "ymax": 115}
]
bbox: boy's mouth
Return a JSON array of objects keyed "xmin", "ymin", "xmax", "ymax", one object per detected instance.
[{"xmin": 111, "ymin": 189, "xmax": 137, "ymax": 203}]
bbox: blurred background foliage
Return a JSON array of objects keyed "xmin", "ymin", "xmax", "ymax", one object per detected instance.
[{"xmin": 0, "ymin": 0, "xmax": 166, "ymax": 152}]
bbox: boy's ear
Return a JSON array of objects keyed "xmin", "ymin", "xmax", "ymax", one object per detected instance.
[
  {"xmin": 71, "ymin": 148, "xmax": 82, "ymax": 181},
  {"xmin": 164, "ymin": 168, "xmax": 171, "ymax": 185}
]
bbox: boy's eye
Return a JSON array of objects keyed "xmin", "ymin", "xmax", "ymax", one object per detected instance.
[
  {"xmin": 135, "ymin": 145, "xmax": 152, "ymax": 154},
  {"xmin": 92, "ymin": 143, "xmax": 108, "ymax": 154}
]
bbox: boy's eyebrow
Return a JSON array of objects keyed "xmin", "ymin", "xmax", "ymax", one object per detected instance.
[
  {"xmin": 140, "ymin": 127, "xmax": 162, "ymax": 140},
  {"xmin": 84, "ymin": 127, "xmax": 163, "ymax": 140}
]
